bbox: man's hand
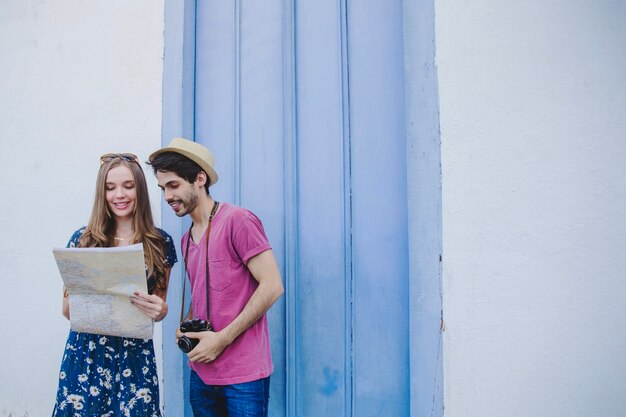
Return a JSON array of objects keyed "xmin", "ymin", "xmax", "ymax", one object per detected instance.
[
  {"xmin": 130, "ymin": 291, "xmax": 168, "ymax": 322},
  {"xmin": 185, "ymin": 330, "xmax": 230, "ymax": 363}
]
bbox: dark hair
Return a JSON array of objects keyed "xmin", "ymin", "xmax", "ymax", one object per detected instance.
[{"xmin": 148, "ymin": 152, "xmax": 211, "ymax": 194}]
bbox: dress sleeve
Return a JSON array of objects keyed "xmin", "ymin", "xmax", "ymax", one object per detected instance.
[
  {"xmin": 158, "ymin": 228, "xmax": 178, "ymax": 267},
  {"xmin": 66, "ymin": 228, "xmax": 86, "ymax": 248}
]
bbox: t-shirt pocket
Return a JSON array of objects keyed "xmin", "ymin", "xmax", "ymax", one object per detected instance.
[{"xmin": 208, "ymin": 259, "xmax": 232, "ymax": 291}]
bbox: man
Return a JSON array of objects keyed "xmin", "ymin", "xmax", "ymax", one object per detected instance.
[{"xmin": 148, "ymin": 137, "xmax": 284, "ymax": 417}]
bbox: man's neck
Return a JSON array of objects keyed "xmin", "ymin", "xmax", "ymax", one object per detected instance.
[{"xmin": 189, "ymin": 195, "xmax": 217, "ymax": 231}]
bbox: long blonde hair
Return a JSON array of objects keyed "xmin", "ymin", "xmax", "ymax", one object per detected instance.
[{"xmin": 79, "ymin": 157, "xmax": 168, "ymax": 293}]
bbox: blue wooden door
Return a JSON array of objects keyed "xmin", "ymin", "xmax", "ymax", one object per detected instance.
[{"xmin": 191, "ymin": 1, "xmax": 408, "ymax": 415}]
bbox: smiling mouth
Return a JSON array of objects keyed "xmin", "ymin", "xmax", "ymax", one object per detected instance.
[
  {"xmin": 169, "ymin": 200, "xmax": 182, "ymax": 211},
  {"xmin": 114, "ymin": 202, "xmax": 130, "ymax": 209}
]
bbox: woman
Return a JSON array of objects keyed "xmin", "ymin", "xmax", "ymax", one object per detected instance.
[{"xmin": 52, "ymin": 153, "xmax": 177, "ymax": 417}]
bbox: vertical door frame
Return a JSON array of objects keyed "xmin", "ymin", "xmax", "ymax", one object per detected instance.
[
  {"xmin": 161, "ymin": 0, "xmax": 196, "ymax": 416},
  {"xmin": 402, "ymin": 0, "xmax": 445, "ymax": 416},
  {"xmin": 282, "ymin": 0, "xmax": 298, "ymax": 416}
]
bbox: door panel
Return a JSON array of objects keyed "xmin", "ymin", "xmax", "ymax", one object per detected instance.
[
  {"xmin": 193, "ymin": 1, "xmax": 408, "ymax": 416},
  {"xmin": 348, "ymin": 1, "xmax": 410, "ymax": 415}
]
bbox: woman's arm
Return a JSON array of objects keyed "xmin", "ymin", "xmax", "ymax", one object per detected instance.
[
  {"xmin": 62, "ymin": 228, "xmax": 83, "ymax": 320},
  {"xmin": 62, "ymin": 287, "xmax": 70, "ymax": 320}
]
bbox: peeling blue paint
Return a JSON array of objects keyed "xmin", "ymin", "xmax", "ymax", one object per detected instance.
[{"xmin": 319, "ymin": 367, "xmax": 341, "ymax": 396}]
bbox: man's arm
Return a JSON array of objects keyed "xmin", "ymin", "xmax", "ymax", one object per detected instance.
[{"xmin": 186, "ymin": 249, "xmax": 284, "ymax": 363}]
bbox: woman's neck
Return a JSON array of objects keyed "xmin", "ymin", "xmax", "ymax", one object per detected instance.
[{"xmin": 114, "ymin": 218, "xmax": 134, "ymax": 245}]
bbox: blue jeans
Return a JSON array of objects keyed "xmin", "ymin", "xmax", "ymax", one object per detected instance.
[{"xmin": 189, "ymin": 370, "xmax": 270, "ymax": 417}]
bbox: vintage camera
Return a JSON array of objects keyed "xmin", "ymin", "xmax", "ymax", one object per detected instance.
[{"xmin": 178, "ymin": 318, "xmax": 212, "ymax": 353}]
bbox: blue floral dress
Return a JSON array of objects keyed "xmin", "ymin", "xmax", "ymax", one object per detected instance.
[{"xmin": 52, "ymin": 228, "xmax": 177, "ymax": 417}]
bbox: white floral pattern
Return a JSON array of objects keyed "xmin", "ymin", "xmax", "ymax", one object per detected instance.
[{"xmin": 52, "ymin": 227, "xmax": 177, "ymax": 417}]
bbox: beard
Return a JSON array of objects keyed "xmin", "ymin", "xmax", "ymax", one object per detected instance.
[{"xmin": 171, "ymin": 190, "xmax": 199, "ymax": 217}]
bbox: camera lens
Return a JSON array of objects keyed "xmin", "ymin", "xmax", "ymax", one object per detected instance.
[{"xmin": 178, "ymin": 336, "xmax": 195, "ymax": 353}]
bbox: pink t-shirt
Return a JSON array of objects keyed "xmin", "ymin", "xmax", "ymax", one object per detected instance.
[{"xmin": 181, "ymin": 203, "xmax": 273, "ymax": 385}]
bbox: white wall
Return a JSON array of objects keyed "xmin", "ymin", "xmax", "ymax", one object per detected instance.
[
  {"xmin": 437, "ymin": 1, "xmax": 626, "ymax": 416},
  {"xmin": 0, "ymin": 1, "xmax": 165, "ymax": 416}
]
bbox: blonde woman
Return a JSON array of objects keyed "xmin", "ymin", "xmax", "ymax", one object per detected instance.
[{"xmin": 52, "ymin": 153, "xmax": 177, "ymax": 417}]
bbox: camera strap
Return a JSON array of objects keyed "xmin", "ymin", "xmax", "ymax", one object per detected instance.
[{"xmin": 180, "ymin": 200, "xmax": 220, "ymax": 324}]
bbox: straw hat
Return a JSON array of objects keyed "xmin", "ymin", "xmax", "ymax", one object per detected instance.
[{"xmin": 149, "ymin": 137, "xmax": 219, "ymax": 186}]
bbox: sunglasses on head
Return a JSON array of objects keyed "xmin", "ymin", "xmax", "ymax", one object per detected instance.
[{"xmin": 100, "ymin": 153, "xmax": 139, "ymax": 165}]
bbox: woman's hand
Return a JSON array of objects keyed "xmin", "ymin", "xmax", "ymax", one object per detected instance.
[{"xmin": 130, "ymin": 291, "xmax": 168, "ymax": 322}]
